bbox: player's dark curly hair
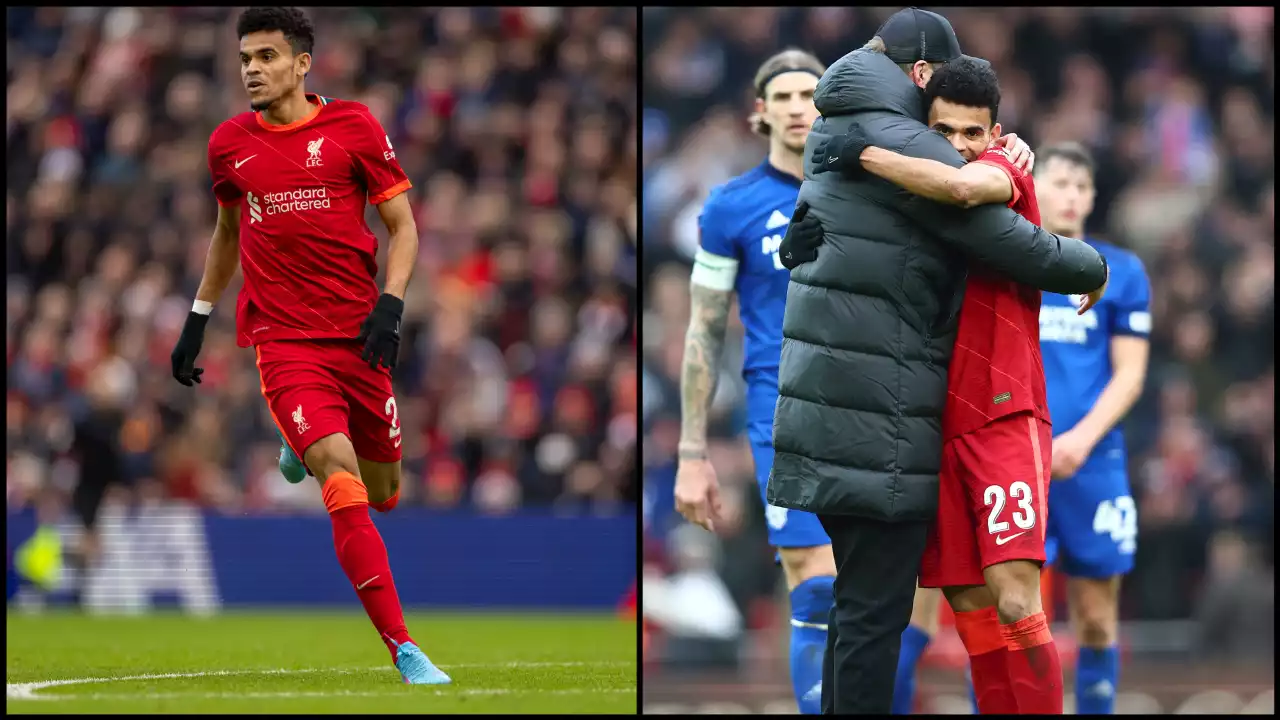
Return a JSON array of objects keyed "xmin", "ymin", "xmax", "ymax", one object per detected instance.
[
  {"xmin": 236, "ymin": 7, "xmax": 315, "ymax": 57},
  {"xmin": 923, "ymin": 56, "xmax": 1001, "ymax": 125}
]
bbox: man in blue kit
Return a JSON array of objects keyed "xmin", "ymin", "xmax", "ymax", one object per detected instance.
[
  {"xmin": 1035, "ymin": 142, "xmax": 1151, "ymax": 715},
  {"xmin": 672, "ymin": 48, "xmax": 834, "ymax": 714}
]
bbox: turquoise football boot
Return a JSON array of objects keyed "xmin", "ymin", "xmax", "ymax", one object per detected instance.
[
  {"xmin": 391, "ymin": 639, "xmax": 453, "ymax": 685},
  {"xmin": 275, "ymin": 427, "xmax": 308, "ymax": 484}
]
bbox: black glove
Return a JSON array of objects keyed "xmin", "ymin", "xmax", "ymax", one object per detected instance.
[
  {"xmin": 358, "ymin": 293, "xmax": 404, "ymax": 370},
  {"xmin": 171, "ymin": 311, "xmax": 211, "ymax": 387},
  {"xmin": 812, "ymin": 123, "xmax": 871, "ymax": 177},
  {"xmin": 778, "ymin": 202, "xmax": 825, "ymax": 270}
]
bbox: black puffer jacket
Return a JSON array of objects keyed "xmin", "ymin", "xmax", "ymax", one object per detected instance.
[{"xmin": 766, "ymin": 50, "xmax": 1107, "ymax": 522}]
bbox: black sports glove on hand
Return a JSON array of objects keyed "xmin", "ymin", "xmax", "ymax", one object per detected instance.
[
  {"xmin": 359, "ymin": 293, "xmax": 404, "ymax": 370},
  {"xmin": 778, "ymin": 202, "xmax": 826, "ymax": 270},
  {"xmin": 171, "ymin": 311, "xmax": 211, "ymax": 386},
  {"xmin": 812, "ymin": 123, "xmax": 871, "ymax": 177}
]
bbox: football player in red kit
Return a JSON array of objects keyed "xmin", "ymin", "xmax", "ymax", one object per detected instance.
[
  {"xmin": 852, "ymin": 56, "xmax": 1108, "ymax": 714},
  {"xmin": 169, "ymin": 7, "xmax": 448, "ymax": 685}
]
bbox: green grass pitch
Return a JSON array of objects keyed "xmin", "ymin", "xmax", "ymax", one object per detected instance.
[{"xmin": 6, "ymin": 611, "xmax": 637, "ymax": 714}]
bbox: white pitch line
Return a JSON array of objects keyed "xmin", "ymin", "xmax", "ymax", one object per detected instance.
[
  {"xmin": 448, "ymin": 660, "xmax": 633, "ymax": 669},
  {"xmin": 8, "ymin": 669, "xmax": 312, "ymax": 700},
  {"xmin": 6, "ymin": 661, "xmax": 635, "ymax": 701},
  {"xmin": 16, "ymin": 688, "xmax": 636, "ymax": 701}
]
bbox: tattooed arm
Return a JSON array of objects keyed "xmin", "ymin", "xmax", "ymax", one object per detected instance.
[
  {"xmin": 678, "ymin": 282, "xmax": 734, "ymax": 458},
  {"xmin": 673, "ymin": 247, "xmax": 738, "ymax": 532}
]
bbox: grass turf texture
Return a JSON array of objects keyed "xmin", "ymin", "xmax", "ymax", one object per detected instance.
[{"xmin": 6, "ymin": 611, "xmax": 636, "ymax": 714}]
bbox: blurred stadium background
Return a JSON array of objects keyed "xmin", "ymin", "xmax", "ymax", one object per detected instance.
[
  {"xmin": 642, "ymin": 6, "xmax": 1272, "ymax": 715},
  {"xmin": 7, "ymin": 5, "xmax": 637, "ymax": 621}
]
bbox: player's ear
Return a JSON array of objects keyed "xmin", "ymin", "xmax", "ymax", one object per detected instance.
[
  {"xmin": 912, "ymin": 61, "xmax": 931, "ymax": 88},
  {"xmin": 754, "ymin": 97, "xmax": 765, "ymax": 116},
  {"xmin": 295, "ymin": 51, "xmax": 312, "ymax": 78},
  {"xmin": 990, "ymin": 122, "xmax": 1002, "ymax": 142}
]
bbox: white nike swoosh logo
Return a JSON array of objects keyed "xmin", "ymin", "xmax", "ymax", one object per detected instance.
[
  {"xmin": 356, "ymin": 575, "xmax": 380, "ymax": 590},
  {"xmin": 394, "ymin": 437, "xmax": 402, "ymax": 448},
  {"xmin": 235, "ymin": 155, "xmax": 258, "ymax": 169},
  {"xmin": 995, "ymin": 532, "xmax": 1027, "ymax": 546}
]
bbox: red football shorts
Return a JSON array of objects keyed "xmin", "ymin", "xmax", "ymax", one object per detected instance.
[
  {"xmin": 255, "ymin": 339, "xmax": 403, "ymax": 465},
  {"xmin": 919, "ymin": 411, "xmax": 1051, "ymax": 588}
]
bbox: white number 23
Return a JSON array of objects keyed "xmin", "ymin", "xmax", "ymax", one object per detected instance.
[{"xmin": 985, "ymin": 481, "xmax": 1037, "ymax": 534}]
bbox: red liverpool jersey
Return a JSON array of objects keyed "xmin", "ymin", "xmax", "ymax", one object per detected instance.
[
  {"xmin": 942, "ymin": 145, "xmax": 1049, "ymax": 440},
  {"xmin": 206, "ymin": 94, "xmax": 411, "ymax": 348}
]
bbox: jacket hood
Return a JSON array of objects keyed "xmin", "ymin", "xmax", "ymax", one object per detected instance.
[{"xmin": 813, "ymin": 49, "xmax": 924, "ymax": 121}]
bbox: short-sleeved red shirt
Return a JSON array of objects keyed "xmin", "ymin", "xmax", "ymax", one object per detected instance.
[
  {"xmin": 942, "ymin": 145, "xmax": 1049, "ymax": 440},
  {"xmin": 206, "ymin": 94, "xmax": 411, "ymax": 347}
]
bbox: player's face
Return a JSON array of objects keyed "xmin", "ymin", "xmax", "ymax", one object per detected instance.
[
  {"xmin": 927, "ymin": 98, "xmax": 999, "ymax": 163},
  {"xmin": 1035, "ymin": 157, "xmax": 1096, "ymax": 232},
  {"xmin": 240, "ymin": 31, "xmax": 311, "ymax": 111},
  {"xmin": 755, "ymin": 71, "xmax": 819, "ymax": 153}
]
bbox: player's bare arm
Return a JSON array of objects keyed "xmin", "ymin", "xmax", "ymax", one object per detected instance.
[
  {"xmin": 674, "ymin": 266, "xmax": 735, "ymax": 532},
  {"xmin": 195, "ymin": 202, "xmax": 243, "ymax": 306},
  {"xmin": 860, "ymin": 146, "xmax": 1013, "ymax": 208},
  {"xmin": 679, "ymin": 282, "xmax": 732, "ymax": 457},
  {"xmin": 1051, "ymin": 335, "xmax": 1149, "ymax": 478},
  {"xmin": 374, "ymin": 192, "xmax": 417, "ymax": 299},
  {"xmin": 897, "ymin": 147, "xmax": 1106, "ymax": 294}
]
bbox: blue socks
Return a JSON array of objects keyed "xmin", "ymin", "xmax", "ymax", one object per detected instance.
[
  {"xmin": 1076, "ymin": 646, "xmax": 1119, "ymax": 714},
  {"xmin": 789, "ymin": 576, "xmax": 834, "ymax": 714},
  {"xmin": 891, "ymin": 623, "xmax": 933, "ymax": 714}
]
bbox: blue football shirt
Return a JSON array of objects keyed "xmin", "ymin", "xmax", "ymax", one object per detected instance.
[
  {"xmin": 1039, "ymin": 238, "xmax": 1151, "ymax": 458},
  {"xmin": 696, "ymin": 161, "xmax": 801, "ymax": 444}
]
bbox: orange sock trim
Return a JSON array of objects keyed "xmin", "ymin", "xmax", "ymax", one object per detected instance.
[
  {"xmin": 371, "ymin": 490, "xmax": 400, "ymax": 513},
  {"xmin": 1000, "ymin": 611, "xmax": 1053, "ymax": 650},
  {"xmin": 322, "ymin": 471, "xmax": 368, "ymax": 513},
  {"xmin": 954, "ymin": 606, "xmax": 1006, "ymax": 656}
]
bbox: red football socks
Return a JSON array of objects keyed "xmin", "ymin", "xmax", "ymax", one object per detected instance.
[
  {"xmin": 1000, "ymin": 611, "xmax": 1063, "ymax": 714},
  {"xmin": 954, "ymin": 606, "xmax": 1019, "ymax": 714},
  {"xmin": 330, "ymin": 503, "xmax": 413, "ymax": 659}
]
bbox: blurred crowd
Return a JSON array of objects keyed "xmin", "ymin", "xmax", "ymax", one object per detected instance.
[
  {"xmin": 7, "ymin": 7, "xmax": 638, "ymax": 517},
  {"xmin": 641, "ymin": 6, "xmax": 1274, "ymax": 659}
]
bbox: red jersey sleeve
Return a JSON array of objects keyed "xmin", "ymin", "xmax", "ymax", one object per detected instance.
[
  {"xmin": 974, "ymin": 145, "xmax": 1029, "ymax": 209},
  {"xmin": 349, "ymin": 107, "xmax": 411, "ymax": 205},
  {"xmin": 206, "ymin": 126, "xmax": 244, "ymax": 207}
]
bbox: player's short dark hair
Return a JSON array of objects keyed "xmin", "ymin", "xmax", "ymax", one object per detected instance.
[
  {"xmin": 751, "ymin": 49, "xmax": 825, "ymax": 137},
  {"xmin": 237, "ymin": 7, "xmax": 315, "ymax": 57},
  {"xmin": 922, "ymin": 56, "xmax": 1001, "ymax": 125},
  {"xmin": 1034, "ymin": 142, "xmax": 1096, "ymax": 179}
]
